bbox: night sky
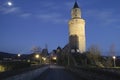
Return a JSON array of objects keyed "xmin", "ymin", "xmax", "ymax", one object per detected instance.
[{"xmin": 0, "ymin": 0, "xmax": 120, "ymax": 55}]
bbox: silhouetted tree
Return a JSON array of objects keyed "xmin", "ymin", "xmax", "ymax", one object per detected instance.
[
  {"xmin": 86, "ymin": 45, "xmax": 103, "ymax": 67},
  {"xmin": 106, "ymin": 44, "xmax": 116, "ymax": 67},
  {"xmin": 31, "ymin": 46, "xmax": 42, "ymax": 53}
]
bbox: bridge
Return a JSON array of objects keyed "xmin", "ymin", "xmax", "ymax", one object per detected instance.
[
  {"xmin": 34, "ymin": 65, "xmax": 80, "ymax": 80},
  {"xmin": 2, "ymin": 65, "xmax": 80, "ymax": 80},
  {"xmin": 1, "ymin": 64, "xmax": 120, "ymax": 80}
]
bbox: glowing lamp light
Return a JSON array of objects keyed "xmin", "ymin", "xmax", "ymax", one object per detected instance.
[
  {"xmin": 35, "ymin": 54, "xmax": 39, "ymax": 59},
  {"xmin": 27, "ymin": 60, "xmax": 30, "ymax": 62},
  {"xmin": 42, "ymin": 57, "xmax": 46, "ymax": 61},
  {"xmin": 52, "ymin": 56, "xmax": 57, "ymax": 60},
  {"xmin": 0, "ymin": 65, "xmax": 5, "ymax": 72},
  {"xmin": 112, "ymin": 56, "xmax": 116, "ymax": 67},
  {"xmin": 18, "ymin": 54, "xmax": 21, "ymax": 57},
  {"xmin": 113, "ymin": 56, "xmax": 116, "ymax": 59}
]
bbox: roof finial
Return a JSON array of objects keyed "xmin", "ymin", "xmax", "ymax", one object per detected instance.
[{"xmin": 73, "ymin": 0, "xmax": 79, "ymax": 8}]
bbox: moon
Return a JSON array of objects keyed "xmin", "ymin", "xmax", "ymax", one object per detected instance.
[{"xmin": 7, "ymin": 1, "xmax": 13, "ymax": 6}]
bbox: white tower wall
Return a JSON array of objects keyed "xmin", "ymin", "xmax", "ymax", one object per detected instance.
[{"xmin": 68, "ymin": 2, "xmax": 86, "ymax": 53}]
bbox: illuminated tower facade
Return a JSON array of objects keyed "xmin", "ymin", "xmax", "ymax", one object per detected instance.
[{"xmin": 68, "ymin": 2, "xmax": 86, "ymax": 53}]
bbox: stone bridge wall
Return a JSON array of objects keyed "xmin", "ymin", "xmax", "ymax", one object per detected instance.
[{"xmin": 5, "ymin": 66, "xmax": 49, "ymax": 80}]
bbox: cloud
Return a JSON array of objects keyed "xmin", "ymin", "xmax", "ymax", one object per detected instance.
[
  {"xmin": 32, "ymin": 1, "xmax": 69, "ymax": 24},
  {"xmin": 3, "ymin": 7, "xmax": 20, "ymax": 14},
  {"xmin": 84, "ymin": 9, "xmax": 120, "ymax": 26},
  {"xmin": 0, "ymin": 1, "xmax": 69, "ymax": 22},
  {"xmin": 37, "ymin": 13, "xmax": 60, "ymax": 20},
  {"xmin": 0, "ymin": 2, "xmax": 20, "ymax": 14},
  {"xmin": 40, "ymin": 1, "xmax": 55, "ymax": 8},
  {"xmin": 0, "ymin": 3, "xmax": 32, "ymax": 18},
  {"xmin": 65, "ymin": 1, "xmax": 73, "ymax": 8},
  {"xmin": 36, "ymin": 13, "xmax": 67, "ymax": 24},
  {"xmin": 20, "ymin": 13, "xmax": 32, "ymax": 18}
]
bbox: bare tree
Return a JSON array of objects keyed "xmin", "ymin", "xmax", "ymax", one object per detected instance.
[
  {"xmin": 31, "ymin": 46, "xmax": 42, "ymax": 53},
  {"xmin": 109, "ymin": 44, "xmax": 116, "ymax": 56},
  {"xmin": 87, "ymin": 45, "xmax": 103, "ymax": 67}
]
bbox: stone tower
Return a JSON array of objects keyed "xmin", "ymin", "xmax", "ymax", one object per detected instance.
[{"xmin": 68, "ymin": 2, "xmax": 86, "ymax": 53}]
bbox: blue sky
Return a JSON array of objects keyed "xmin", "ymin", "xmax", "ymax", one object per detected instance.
[{"xmin": 0, "ymin": 0, "xmax": 120, "ymax": 55}]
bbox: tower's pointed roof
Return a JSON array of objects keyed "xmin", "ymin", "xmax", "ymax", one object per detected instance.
[{"xmin": 73, "ymin": 1, "xmax": 79, "ymax": 8}]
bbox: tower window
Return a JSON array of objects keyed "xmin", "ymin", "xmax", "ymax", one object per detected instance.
[
  {"xmin": 75, "ymin": 9, "xmax": 77, "ymax": 12},
  {"xmin": 71, "ymin": 49, "xmax": 75, "ymax": 53}
]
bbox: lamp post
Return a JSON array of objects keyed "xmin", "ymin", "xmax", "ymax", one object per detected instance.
[
  {"xmin": 18, "ymin": 54, "xmax": 21, "ymax": 57},
  {"xmin": 35, "ymin": 54, "xmax": 39, "ymax": 59},
  {"xmin": 17, "ymin": 54, "xmax": 21, "ymax": 61},
  {"xmin": 35, "ymin": 54, "xmax": 41, "ymax": 64},
  {"xmin": 52, "ymin": 56, "xmax": 57, "ymax": 64},
  {"xmin": 112, "ymin": 56, "xmax": 116, "ymax": 67},
  {"xmin": 68, "ymin": 54, "xmax": 70, "ymax": 66},
  {"xmin": 42, "ymin": 57, "xmax": 46, "ymax": 64}
]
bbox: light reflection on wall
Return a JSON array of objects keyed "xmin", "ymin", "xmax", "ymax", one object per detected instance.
[{"xmin": 0, "ymin": 65, "xmax": 5, "ymax": 72}]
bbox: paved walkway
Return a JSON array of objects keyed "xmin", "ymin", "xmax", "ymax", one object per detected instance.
[{"xmin": 33, "ymin": 65, "xmax": 81, "ymax": 80}]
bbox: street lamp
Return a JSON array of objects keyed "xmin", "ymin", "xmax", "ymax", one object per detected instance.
[
  {"xmin": 17, "ymin": 54, "xmax": 21, "ymax": 61},
  {"xmin": 35, "ymin": 54, "xmax": 39, "ymax": 64},
  {"xmin": 52, "ymin": 56, "xmax": 57, "ymax": 60},
  {"xmin": 42, "ymin": 57, "xmax": 46, "ymax": 61},
  {"xmin": 112, "ymin": 56, "xmax": 116, "ymax": 67},
  {"xmin": 35, "ymin": 54, "xmax": 42, "ymax": 64},
  {"xmin": 18, "ymin": 54, "xmax": 21, "ymax": 57},
  {"xmin": 42, "ymin": 57, "xmax": 46, "ymax": 64},
  {"xmin": 35, "ymin": 54, "xmax": 39, "ymax": 59}
]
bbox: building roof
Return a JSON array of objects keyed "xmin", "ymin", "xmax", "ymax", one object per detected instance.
[{"xmin": 73, "ymin": 2, "xmax": 79, "ymax": 8}]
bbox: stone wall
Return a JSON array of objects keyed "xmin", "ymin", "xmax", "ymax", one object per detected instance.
[{"xmin": 5, "ymin": 66, "xmax": 49, "ymax": 80}]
